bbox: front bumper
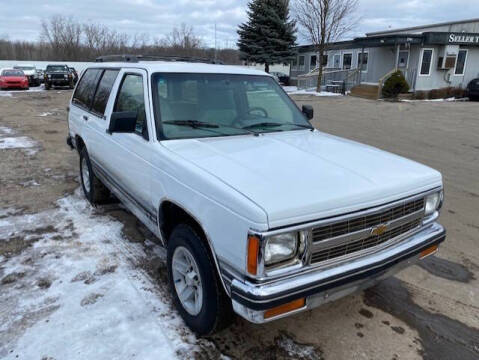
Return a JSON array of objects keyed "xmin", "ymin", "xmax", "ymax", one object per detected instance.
[
  {"xmin": 48, "ymin": 79, "xmax": 70, "ymax": 86},
  {"xmin": 231, "ymin": 222, "xmax": 445, "ymax": 323}
]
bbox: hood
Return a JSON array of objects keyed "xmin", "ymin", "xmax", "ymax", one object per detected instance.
[
  {"xmin": 0, "ymin": 76, "xmax": 26, "ymax": 81},
  {"xmin": 20, "ymin": 70, "xmax": 36, "ymax": 76},
  {"xmin": 163, "ymin": 130, "xmax": 442, "ymax": 228}
]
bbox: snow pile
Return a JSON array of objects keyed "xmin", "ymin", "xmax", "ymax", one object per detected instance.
[
  {"xmin": 38, "ymin": 112, "xmax": 54, "ymax": 117},
  {"xmin": 0, "ymin": 190, "xmax": 218, "ymax": 359},
  {"xmin": 401, "ymin": 97, "xmax": 464, "ymax": 103},
  {"xmin": 0, "ymin": 92, "xmax": 13, "ymax": 97},
  {"xmin": 283, "ymin": 86, "xmax": 342, "ymax": 97},
  {"xmin": 0, "ymin": 126, "xmax": 40, "ymax": 155}
]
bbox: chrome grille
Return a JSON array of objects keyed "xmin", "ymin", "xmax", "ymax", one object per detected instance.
[
  {"xmin": 312, "ymin": 198, "xmax": 424, "ymax": 241},
  {"xmin": 310, "ymin": 198, "xmax": 424, "ymax": 264}
]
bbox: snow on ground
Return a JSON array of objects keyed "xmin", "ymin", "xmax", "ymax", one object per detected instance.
[
  {"xmin": 0, "ymin": 190, "xmax": 225, "ymax": 359},
  {"xmin": 401, "ymin": 97, "xmax": 468, "ymax": 103},
  {"xmin": 0, "ymin": 126, "xmax": 40, "ymax": 155},
  {"xmin": 283, "ymin": 86, "xmax": 342, "ymax": 97},
  {"xmin": 0, "ymin": 84, "xmax": 46, "ymax": 97}
]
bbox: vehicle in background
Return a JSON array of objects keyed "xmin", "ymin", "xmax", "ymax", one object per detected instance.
[
  {"xmin": 69, "ymin": 67, "xmax": 79, "ymax": 84},
  {"xmin": 13, "ymin": 65, "xmax": 40, "ymax": 86},
  {"xmin": 36, "ymin": 69, "xmax": 45, "ymax": 84},
  {"xmin": 270, "ymin": 71, "xmax": 290, "ymax": 86},
  {"xmin": 44, "ymin": 64, "xmax": 74, "ymax": 90},
  {"xmin": 466, "ymin": 78, "xmax": 479, "ymax": 101},
  {"xmin": 0, "ymin": 69, "xmax": 29, "ymax": 90}
]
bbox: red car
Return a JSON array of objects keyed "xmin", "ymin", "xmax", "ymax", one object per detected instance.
[{"xmin": 0, "ymin": 69, "xmax": 29, "ymax": 90}]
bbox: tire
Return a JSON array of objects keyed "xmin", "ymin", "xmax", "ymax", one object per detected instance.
[
  {"xmin": 167, "ymin": 224, "xmax": 234, "ymax": 335},
  {"xmin": 79, "ymin": 147, "xmax": 110, "ymax": 205}
]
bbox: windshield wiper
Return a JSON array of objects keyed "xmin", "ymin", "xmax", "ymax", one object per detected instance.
[
  {"xmin": 163, "ymin": 120, "xmax": 261, "ymax": 137},
  {"xmin": 242, "ymin": 122, "xmax": 283, "ymax": 130},
  {"xmin": 162, "ymin": 120, "xmax": 220, "ymax": 129},
  {"xmin": 285, "ymin": 123, "xmax": 315, "ymax": 131}
]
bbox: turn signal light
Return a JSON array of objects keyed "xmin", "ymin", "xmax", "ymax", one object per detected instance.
[
  {"xmin": 247, "ymin": 235, "xmax": 260, "ymax": 275},
  {"xmin": 420, "ymin": 245, "xmax": 438, "ymax": 259},
  {"xmin": 264, "ymin": 298, "xmax": 305, "ymax": 319}
]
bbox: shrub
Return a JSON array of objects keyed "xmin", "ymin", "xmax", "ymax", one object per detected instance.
[{"xmin": 382, "ymin": 71, "xmax": 410, "ymax": 98}]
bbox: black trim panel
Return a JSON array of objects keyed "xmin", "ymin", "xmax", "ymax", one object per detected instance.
[{"xmin": 231, "ymin": 229, "xmax": 446, "ymax": 311}]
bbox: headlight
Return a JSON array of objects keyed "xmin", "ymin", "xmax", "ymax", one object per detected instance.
[
  {"xmin": 264, "ymin": 233, "xmax": 298, "ymax": 265},
  {"xmin": 425, "ymin": 191, "xmax": 443, "ymax": 215},
  {"xmin": 64, "ymin": 74, "xmax": 68, "ymax": 79}
]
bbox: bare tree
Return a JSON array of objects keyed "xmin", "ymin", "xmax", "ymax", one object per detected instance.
[
  {"xmin": 164, "ymin": 24, "xmax": 202, "ymax": 53},
  {"xmin": 40, "ymin": 15, "xmax": 82, "ymax": 60},
  {"xmin": 293, "ymin": 0, "xmax": 359, "ymax": 91}
]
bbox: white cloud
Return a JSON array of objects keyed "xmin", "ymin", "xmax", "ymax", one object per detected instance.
[{"xmin": 0, "ymin": 0, "xmax": 478, "ymax": 47}]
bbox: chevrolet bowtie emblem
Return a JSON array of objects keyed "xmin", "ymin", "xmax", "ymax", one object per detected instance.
[{"xmin": 371, "ymin": 224, "xmax": 388, "ymax": 236}]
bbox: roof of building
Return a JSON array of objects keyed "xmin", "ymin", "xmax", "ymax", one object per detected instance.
[{"xmin": 366, "ymin": 18, "xmax": 479, "ymax": 36}]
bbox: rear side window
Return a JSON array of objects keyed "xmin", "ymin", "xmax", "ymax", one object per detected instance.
[
  {"xmin": 91, "ymin": 70, "xmax": 119, "ymax": 115},
  {"xmin": 72, "ymin": 69, "xmax": 102, "ymax": 109}
]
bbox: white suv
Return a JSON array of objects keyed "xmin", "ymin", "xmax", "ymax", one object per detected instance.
[{"xmin": 67, "ymin": 56, "xmax": 446, "ymax": 335}]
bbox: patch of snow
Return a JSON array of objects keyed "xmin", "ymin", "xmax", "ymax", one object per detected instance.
[
  {"xmin": 0, "ymin": 92, "xmax": 13, "ymax": 97},
  {"xmin": 0, "ymin": 126, "xmax": 40, "ymax": 155},
  {"xmin": 0, "ymin": 190, "xmax": 219, "ymax": 359},
  {"xmin": 20, "ymin": 180, "xmax": 40, "ymax": 187},
  {"xmin": 284, "ymin": 86, "xmax": 342, "ymax": 97},
  {"xmin": 38, "ymin": 112, "xmax": 54, "ymax": 117},
  {"xmin": 0, "ymin": 126, "xmax": 15, "ymax": 135},
  {"xmin": 401, "ymin": 97, "xmax": 463, "ymax": 103}
]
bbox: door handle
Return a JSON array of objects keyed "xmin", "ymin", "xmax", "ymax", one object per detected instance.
[{"xmin": 83, "ymin": 115, "xmax": 88, "ymax": 121}]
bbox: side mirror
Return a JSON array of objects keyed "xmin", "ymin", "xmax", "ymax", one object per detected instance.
[
  {"xmin": 302, "ymin": 105, "xmax": 314, "ymax": 120},
  {"xmin": 108, "ymin": 111, "xmax": 137, "ymax": 134}
]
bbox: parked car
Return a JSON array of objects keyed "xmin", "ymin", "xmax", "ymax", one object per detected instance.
[
  {"xmin": 13, "ymin": 65, "xmax": 40, "ymax": 86},
  {"xmin": 36, "ymin": 69, "xmax": 45, "ymax": 84},
  {"xmin": 69, "ymin": 67, "xmax": 79, "ymax": 84},
  {"xmin": 44, "ymin": 64, "xmax": 74, "ymax": 90},
  {"xmin": 270, "ymin": 71, "xmax": 290, "ymax": 86},
  {"xmin": 67, "ymin": 57, "xmax": 446, "ymax": 335},
  {"xmin": 0, "ymin": 68, "xmax": 29, "ymax": 90},
  {"xmin": 466, "ymin": 78, "xmax": 479, "ymax": 101}
]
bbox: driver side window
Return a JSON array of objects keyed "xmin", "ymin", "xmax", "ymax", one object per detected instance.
[{"xmin": 114, "ymin": 74, "xmax": 147, "ymax": 138}]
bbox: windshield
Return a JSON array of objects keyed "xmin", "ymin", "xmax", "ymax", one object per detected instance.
[
  {"xmin": 46, "ymin": 65, "xmax": 69, "ymax": 72},
  {"xmin": 152, "ymin": 73, "xmax": 311, "ymax": 140},
  {"xmin": 2, "ymin": 70, "xmax": 24, "ymax": 77},
  {"xmin": 14, "ymin": 66, "xmax": 34, "ymax": 71}
]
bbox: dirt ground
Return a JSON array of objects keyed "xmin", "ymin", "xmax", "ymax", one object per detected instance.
[{"xmin": 0, "ymin": 90, "xmax": 478, "ymax": 360}]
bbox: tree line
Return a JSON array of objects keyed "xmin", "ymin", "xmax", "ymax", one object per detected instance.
[{"xmin": 0, "ymin": 16, "xmax": 241, "ymax": 64}]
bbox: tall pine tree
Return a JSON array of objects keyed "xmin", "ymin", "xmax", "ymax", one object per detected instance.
[{"xmin": 237, "ymin": 0, "xmax": 296, "ymax": 73}]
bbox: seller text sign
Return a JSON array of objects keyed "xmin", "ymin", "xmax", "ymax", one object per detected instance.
[{"xmin": 449, "ymin": 33, "xmax": 479, "ymax": 44}]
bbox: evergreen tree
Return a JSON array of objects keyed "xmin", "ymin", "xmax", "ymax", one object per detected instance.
[{"xmin": 237, "ymin": 0, "xmax": 296, "ymax": 73}]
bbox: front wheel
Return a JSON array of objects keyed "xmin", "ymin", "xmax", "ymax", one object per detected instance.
[
  {"xmin": 167, "ymin": 224, "xmax": 233, "ymax": 335},
  {"xmin": 79, "ymin": 148, "xmax": 110, "ymax": 205}
]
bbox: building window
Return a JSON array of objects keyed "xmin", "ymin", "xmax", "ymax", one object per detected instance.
[
  {"xmin": 291, "ymin": 58, "xmax": 297, "ymax": 69},
  {"xmin": 398, "ymin": 50, "xmax": 409, "ymax": 68},
  {"xmin": 321, "ymin": 54, "xmax": 328, "ymax": 67},
  {"xmin": 342, "ymin": 53, "xmax": 352, "ymax": 70},
  {"xmin": 455, "ymin": 49, "xmax": 467, "ymax": 75},
  {"xmin": 333, "ymin": 54, "xmax": 340, "ymax": 68},
  {"xmin": 420, "ymin": 49, "xmax": 433, "ymax": 76},
  {"xmin": 310, "ymin": 55, "xmax": 317, "ymax": 68},
  {"xmin": 299, "ymin": 56, "xmax": 305, "ymax": 70},
  {"xmin": 357, "ymin": 52, "xmax": 368, "ymax": 72}
]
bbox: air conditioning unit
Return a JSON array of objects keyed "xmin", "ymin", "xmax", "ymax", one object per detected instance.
[{"xmin": 437, "ymin": 45, "xmax": 459, "ymax": 70}]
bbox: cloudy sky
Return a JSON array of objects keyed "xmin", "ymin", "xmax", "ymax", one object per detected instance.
[{"xmin": 0, "ymin": 0, "xmax": 478, "ymax": 47}]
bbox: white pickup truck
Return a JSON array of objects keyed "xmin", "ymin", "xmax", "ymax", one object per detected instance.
[{"xmin": 67, "ymin": 56, "xmax": 445, "ymax": 335}]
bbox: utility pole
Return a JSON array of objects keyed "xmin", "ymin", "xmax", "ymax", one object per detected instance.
[{"xmin": 214, "ymin": 23, "xmax": 217, "ymax": 62}]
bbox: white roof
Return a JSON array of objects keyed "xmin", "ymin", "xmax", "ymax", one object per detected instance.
[{"xmin": 88, "ymin": 61, "xmax": 271, "ymax": 76}]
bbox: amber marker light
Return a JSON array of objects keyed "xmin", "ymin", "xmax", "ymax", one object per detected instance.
[
  {"xmin": 247, "ymin": 235, "xmax": 260, "ymax": 275},
  {"xmin": 264, "ymin": 298, "xmax": 306, "ymax": 319},
  {"xmin": 420, "ymin": 244, "xmax": 438, "ymax": 259}
]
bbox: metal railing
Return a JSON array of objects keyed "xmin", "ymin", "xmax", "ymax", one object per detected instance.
[{"xmin": 297, "ymin": 68, "xmax": 360, "ymax": 93}]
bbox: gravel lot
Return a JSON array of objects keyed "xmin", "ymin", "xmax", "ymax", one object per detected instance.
[{"xmin": 0, "ymin": 90, "xmax": 478, "ymax": 359}]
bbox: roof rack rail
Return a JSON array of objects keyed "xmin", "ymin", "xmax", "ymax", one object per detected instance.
[{"xmin": 95, "ymin": 54, "xmax": 223, "ymax": 65}]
